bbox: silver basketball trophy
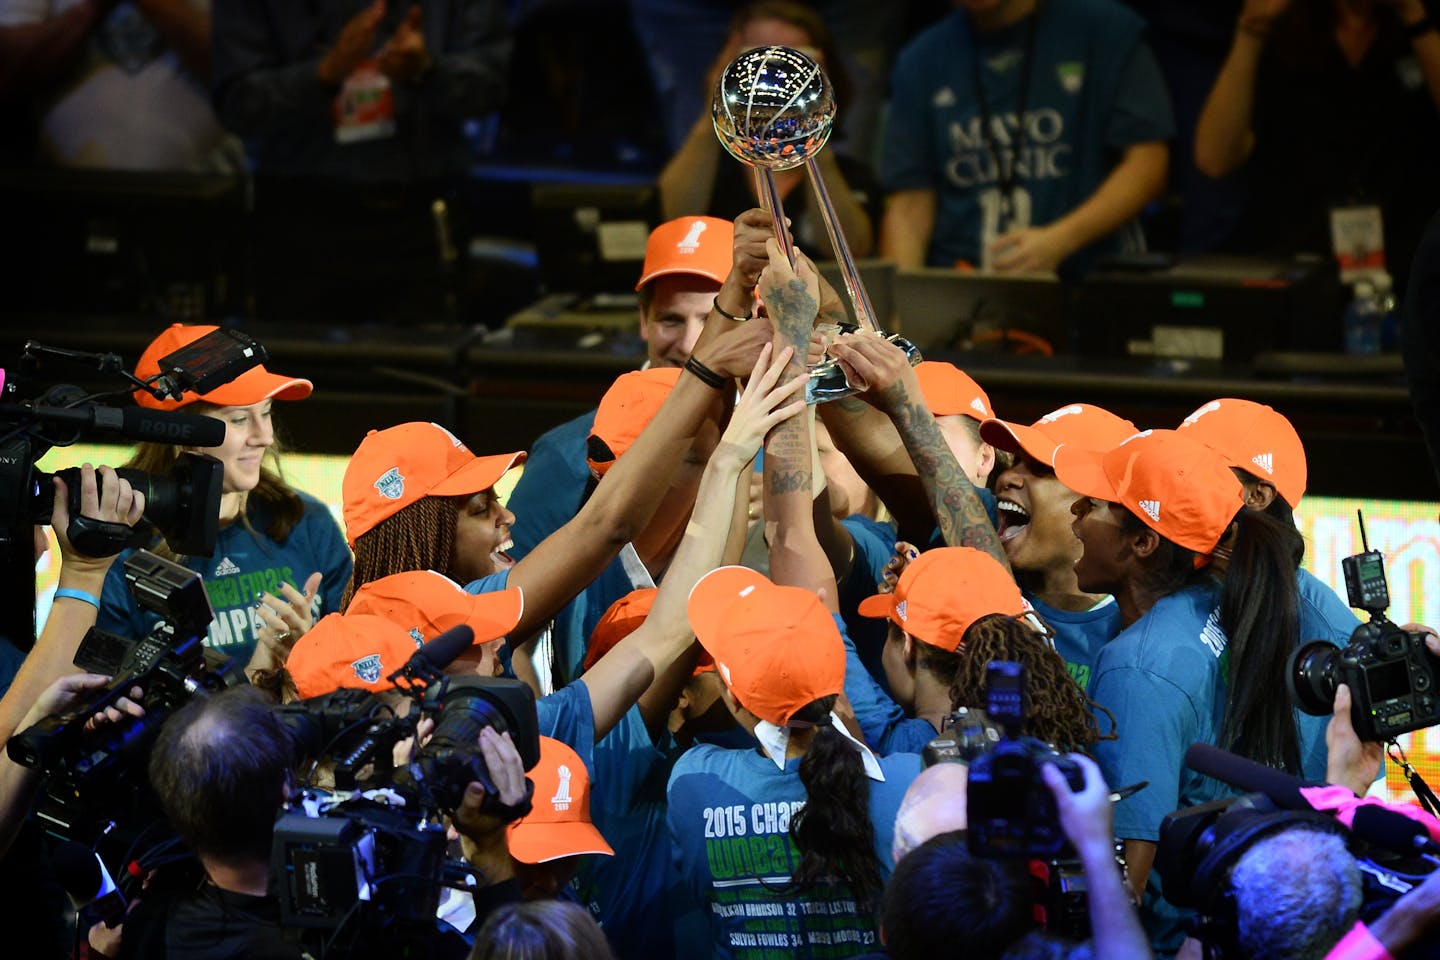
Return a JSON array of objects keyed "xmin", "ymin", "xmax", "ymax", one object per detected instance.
[{"xmin": 713, "ymin": 45, "xmax": 921, "ymax": 404}]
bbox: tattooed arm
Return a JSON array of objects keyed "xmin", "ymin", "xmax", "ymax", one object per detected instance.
[
  {"xmin": 757, "ymin": 240, "xmax": 840, "ymax": 610},
  {"xmin": 828, "ymin": 334, "xmax": 1008, "ymax": 570}
]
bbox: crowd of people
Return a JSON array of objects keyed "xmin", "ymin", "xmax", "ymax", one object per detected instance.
[
  {"xmin": 3, "ymin": 0, "xmax": 1439, "ymax": 317},
  {"xmin": 1, "ymin": 208, "xmax": 1438, "ymax": 960}
]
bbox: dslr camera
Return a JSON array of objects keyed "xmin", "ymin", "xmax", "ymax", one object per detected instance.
[
  {"xmin": 966, "ymin": 660, "xmax": 1085, "ymax": 860},
  {"xmin": 1289, "ymin": 513, "xmax": 1440, "ymax": 742}
]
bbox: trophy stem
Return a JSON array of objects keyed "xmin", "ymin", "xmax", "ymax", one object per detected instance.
[
  {"xmin": 804, "ymin": 156, "xmax": 879, "ymax": 332},
  {"xmin": 754, "ymin": 167, "xmax": 797, "ymax": 268}
]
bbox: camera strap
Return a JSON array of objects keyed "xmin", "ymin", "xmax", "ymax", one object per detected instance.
[{"xmin": 1387, "ymin": 739, "xmax": 1440, "ymax": 817}]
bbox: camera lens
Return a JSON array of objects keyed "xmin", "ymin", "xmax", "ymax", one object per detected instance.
[{"xmin": 1288, "ymin": 641, "xmax": 1340, "ymax": 716}]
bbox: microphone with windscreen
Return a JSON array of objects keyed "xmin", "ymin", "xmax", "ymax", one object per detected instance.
[
  {"xmin": 1183, "ymin": 743, "xmax": 1317, "ymax": 810},
  {"xmin": 388, "ymin": 624, "xmax": 475, "ymax": 689},
  {"xmin": 52, "ymin": 840, "xmax": 126, "ymax": 928}
]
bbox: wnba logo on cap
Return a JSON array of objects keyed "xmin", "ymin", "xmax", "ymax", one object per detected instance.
[
  {"xmin": 374, "ymin": 467, "xmax": 404, "ymax": 500},
  {"xmin": 677, "ymin": 220, "xmax": 707, "ymax": 253},
  {"xmin": 551, "ymin": 765, "xmax": 573, "ymax": 811},
  {"xmin": 352, "ymin": 654, "xmax": 382, "ymax": 684}
]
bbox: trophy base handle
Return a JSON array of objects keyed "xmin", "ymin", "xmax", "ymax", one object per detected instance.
[{"xmin": 805, "ymin": 334, "xmax": 923, "ymax": 405}]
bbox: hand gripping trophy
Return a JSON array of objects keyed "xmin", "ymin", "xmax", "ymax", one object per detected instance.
[{"xmin": 713, "ymin": 45, "xmax": 922, "ymax": 403}]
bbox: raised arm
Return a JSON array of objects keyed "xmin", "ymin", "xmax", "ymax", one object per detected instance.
[
  {"xmin": 758, "ymin": 240, "xmax": 836, "ymax": 605},
  {"xmin": 506, "ymin": 315, "xmax": 768, "ymax": 641},
  {"xmin": 1194, "ymin": 1, "xmax": 1287, "ymax": 178},
  {"xmin": 826, "ymin": 334, "xmax": 1007, "ymax": 569},
  {"xmin": 581, "ymin": 345, "xmax": 807, "ymax": 740},
  {"xmin": 1044, "ymin": 755, "xmax": 1154, "ymax": 960}
]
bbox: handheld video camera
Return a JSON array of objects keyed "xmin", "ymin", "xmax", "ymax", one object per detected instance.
[
  {"xmin": 1288, "ymin": 511, "xmax": 1440, "ymax": 742},
  {"xmin": 7, "ymin": 550, "xmax": 241, "ymax": 842},
  {"xmin": 270, "ymin": 673, "xmax": 540, "ymax": 955},
  {"xmin": 0, "ymin": 328, "xmax": 265, "ymax": 555}
]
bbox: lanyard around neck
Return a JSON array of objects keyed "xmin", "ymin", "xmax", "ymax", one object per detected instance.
[{"xmin": 968, "ymin": 7, "xmax": 1042, "ymax": 229}]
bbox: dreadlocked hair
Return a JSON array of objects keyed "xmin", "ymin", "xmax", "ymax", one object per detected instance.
[
  {"xmin": 947, "ymin": 614, "xmax": 1108, "ymax": 753},
  {"xmin": 785, "ymin": 694, "xmax": 884, "ymax": 914},
  {"xmin": 343, "ymin": 494, "xmax": 465, "ymax": 608},
  {"xmin": 124, "ymin": 409, "xmax": 303, "ymax": 562},
  {"xmin": 1218, "ymin": 507, "xmax": 1304, "ymax": 773}
]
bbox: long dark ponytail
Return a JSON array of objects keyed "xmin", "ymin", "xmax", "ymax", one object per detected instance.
[
  {"xmin": 786, "ymin": 694, "xmax": 883, "ymax": 913},
  {"xmin": 1218, "ymin": 507, "xmax": 1304, "ymax": 772}
]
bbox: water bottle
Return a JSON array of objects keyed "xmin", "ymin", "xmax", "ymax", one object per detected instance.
[{"xmin": 1343, "ymin": 277, "xmax": 1384, "ymax": 355}]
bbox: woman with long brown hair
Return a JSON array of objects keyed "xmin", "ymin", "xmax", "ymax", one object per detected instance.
[{"xmin": 96, "ymin": 324, "xmax": 351, "ymax": 679}]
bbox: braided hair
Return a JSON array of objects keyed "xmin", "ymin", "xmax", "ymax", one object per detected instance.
[
  {"xmin": 343, "ymin": 494, "xmax": 464, "ymax": 608},
  {"xmin": 946, "ymin": 615, "xmax": 1107, "ymax": 753}
]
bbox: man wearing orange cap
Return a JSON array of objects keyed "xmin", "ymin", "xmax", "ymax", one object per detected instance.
[
  {"xmin": 97, "ymin": 324, "xmax": 351, "ymax": 672},
  {"xmin": 502, "ymin": 212, "xmax": 764, "ymax": 603},
  {"xmin": 1054, "ymin": 428, "xmax": 1328, "ymax": 956},
  {"xmin": 1177, "ymin": 398, "xmax": 1363, "ymax": 784},
  {"xmin": 981, "ymin": 403, "xmax": 1139, "ymax": 690}
]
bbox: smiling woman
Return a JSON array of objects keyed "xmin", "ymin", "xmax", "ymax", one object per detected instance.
[{"xmin": 96, "ymin": 324, "xmax": 353, "ymax": 674}]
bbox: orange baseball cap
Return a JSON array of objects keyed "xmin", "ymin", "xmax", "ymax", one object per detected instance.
[
  {"xmin": 635, "ymin": 216, "xmax": 732, "ymax": 291},
  {"xmin": 586, "ymin": 367, "xmax": 682, "ymax": 478},
  {"xmin": 342, "ymin": 422, "xmax": 524, "ymax": 544},
  {"xmin": 686, "ymin": 566, "xmax": 844, "ymax": 727},
  {"xmin": 584, "ymin": 587, "xmax": 657, "ymax": 672},
  {"xmin": 1176, "ymin": 398, "xmax": 1308, "ymax": 508},
  {"xmin": 506, "ymin": 736, "xmax": 614, "ymax": 864},
  {"xmin": 913, "ymin": 361, "xmax": 993, "ymax": 421},
  {"xmin": 583, "ymin": 587, "xmax": 714, "ymax": 675},
  {"xmin": 286, "ymin": 612, "xmax": 423, "ymax": 700},
  {"xmin": 980, "ymin": 403, "xmax": 1139, "ymax": 469},
  {"xmin": 348, "ymin": 570, "xmax": 524, "ymax": 651},
  {"xmin": 857, "ymin": 547, "xmax": 1025, "ymax": 652},
  {"xmin": 1053, "ymin": 429, "xmax": 1246, "ymax": 555},
  {"xmin": 133, "ymin": 323, "xmax": 312, "ymax": 411}
]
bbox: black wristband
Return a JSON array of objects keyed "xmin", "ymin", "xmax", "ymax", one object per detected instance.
[
  {"xmin": 712, "ymin": 296, "xmax": 753, "ymax": 323},
  {"xmin": 684, "ymin": 356, "xmax": 727, "ymax": 389},
  {"xmin": 1405, "ymin": 15, "xmax": 1437, "ymax": 39}
]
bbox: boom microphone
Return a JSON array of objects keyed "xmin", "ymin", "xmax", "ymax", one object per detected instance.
[
  {"xmin": 388, "ymin": 625, "xmax": 475, "ymax": 685},
  {"xmin": 1184, "ymin": 743, "xmax": 1316, "ymax": 810},
  {"xmin": 5, "ymin": 403, "xmax": 227, "ymax": 447}
]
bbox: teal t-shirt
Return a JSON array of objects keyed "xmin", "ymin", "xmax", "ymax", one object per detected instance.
[
  {"xmin": 666, "ymin": 743, "xmax": 921, "ymax": 960},
  {"xmin": 883, "ymin": 0, "xmax": 1174, "ymax": 275},
  {"xmin": 97, "ymin": 491, "xmax": 352, "ymax": 667},
  {"xmin": 1027, "ymin": 591, "xmax": 1122, "ymax": 693}
]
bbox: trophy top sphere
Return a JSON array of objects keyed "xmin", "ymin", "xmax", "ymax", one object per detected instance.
[{"xmin": 712, "ymin": 45, "xmax": 835, "ymax": 172}]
